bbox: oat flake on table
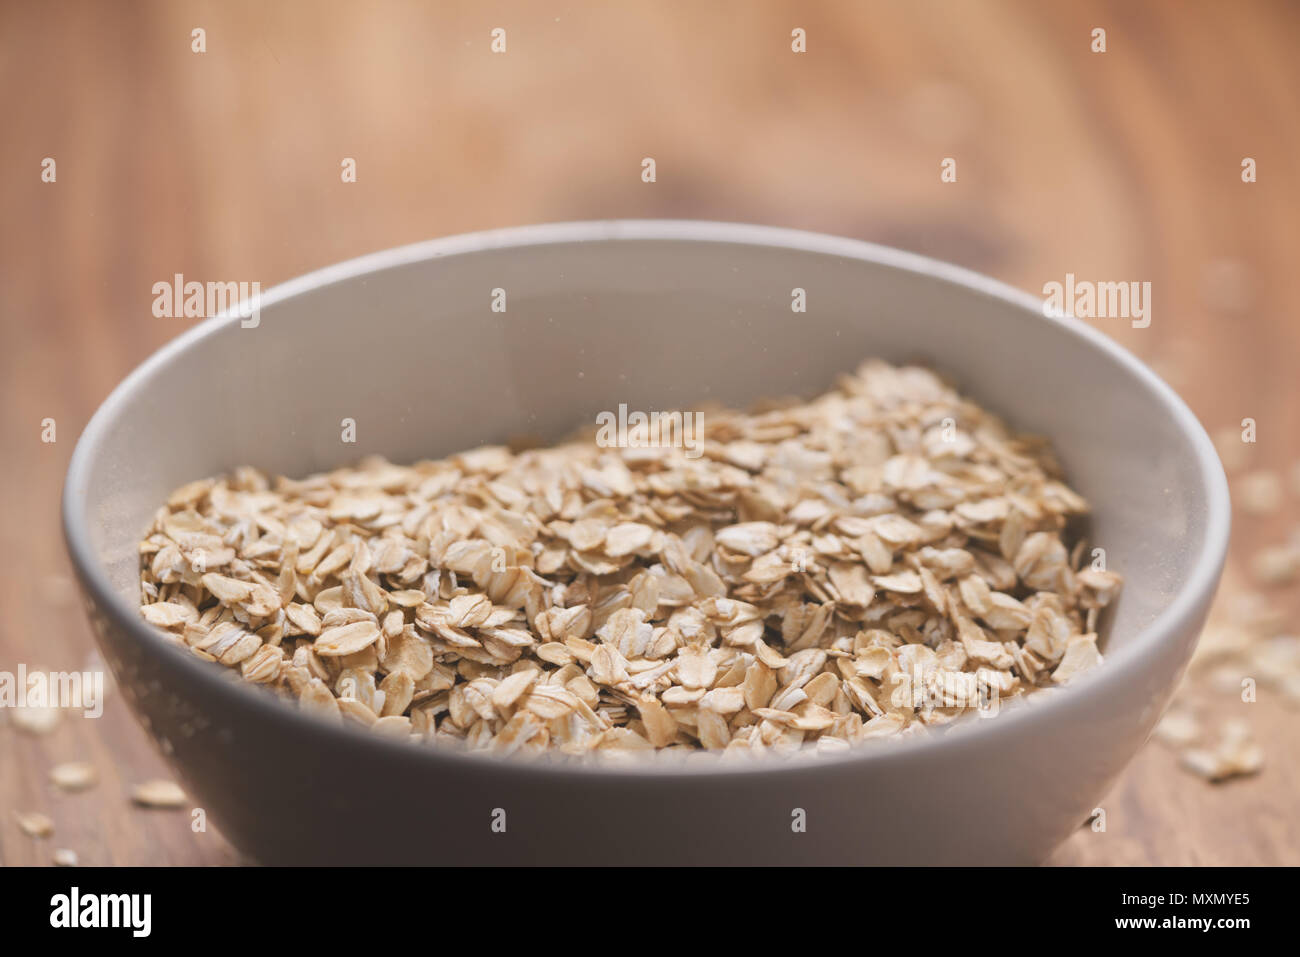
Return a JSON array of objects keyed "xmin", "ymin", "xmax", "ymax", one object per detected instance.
[
  {"xmin": 131, "ymin": 779, "xmax": 187, "ymax": 808},
  {"xmin": 50, "ymin": 761, "xmax": 98, "ymax": 792},
  {"xmin": 136, "ymin": 360, "xmax": 1121, "ymax": 758},
  {"xmin": 16, "ymin": 811, "xmax": 54, "ymax": 838}
]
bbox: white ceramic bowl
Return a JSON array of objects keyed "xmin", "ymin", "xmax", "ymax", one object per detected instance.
[{"xmin": 63, "ymin": 221, "xmax": 1230, "ymax": 864}]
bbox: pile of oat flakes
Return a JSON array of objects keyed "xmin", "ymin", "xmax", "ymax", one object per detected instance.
[{"xmin": 137, "ymin": 360, "xmax": 1121, "ymax": 758}]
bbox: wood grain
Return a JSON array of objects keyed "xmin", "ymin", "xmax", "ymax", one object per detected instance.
[{"xmin": 1, "ymin": 0, "xmax": 1296, "ymax": 866}]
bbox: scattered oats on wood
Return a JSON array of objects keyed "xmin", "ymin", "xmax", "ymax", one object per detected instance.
[
  {"xmin": 11, "ymin": 705, "xmax": 60, "ymax": 735},
  {"xmin": 50, "ymin": 761, "xmax": 98, "ymax": 792},
  {"xmin": 131, "ymin": 779, "xmax": 187, "ymax": 808},
  {"xmin": 1250, "ymin": 543, "xmax": 1300, "ymax": 587},
  {"xmin": 1152, "ymin": 706, "xmax": 1200, "ymax": 748},
  {"xmin": 16, "ymin": 811, "xmax": 54, "ymax": 838},
  {"xmin": 52, "ymin": 848, "xmax": 79, "ymax": 867},
  {"xmin": 1159, "ymin": 559, "xmax": 1300, "ymax": 783},
  {"xmin": 136, "ymin": 360, "xmax": 1121, "ymax": 759},
  {"xmin": 1179, "ymin": 719, "xmax": 1264, "ymax": 782},
  {"xmin": 1248, "ymin": 635, "xmax": 1300, "ymax": 688},
  {"xmin": 1189, "ymin": 623, "xmax": 1255, "ymax": 672},
  {"xmin": 1236, "ymin": 470, "xmax": 1283, "ymax": 516},
  {"xmin": 1224, "ymin": 589, "xmax": 1286, "ymax": 638},
  {"xmin": 1206, "ymin": 664, "xmax": 1248, "ymax": 696}
]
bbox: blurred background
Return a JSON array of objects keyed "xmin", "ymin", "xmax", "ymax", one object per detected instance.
[{"xmin": 1, "ymin": 0, "xmax": 1297, "ymax": 864}]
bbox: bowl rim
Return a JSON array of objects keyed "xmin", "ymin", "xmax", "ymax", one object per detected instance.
[{"xmin": 62, "ymin": 219, "xmax": 1231, "ymax": 780}]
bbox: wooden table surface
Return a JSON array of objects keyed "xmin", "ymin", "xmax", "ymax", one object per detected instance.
[{"xmin": 2, "ymin": 0, "xmax": 1297, "ymax": 866}]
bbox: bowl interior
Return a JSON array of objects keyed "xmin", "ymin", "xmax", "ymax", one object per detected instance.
[{"xmin": 69, "ymin": 224, "xmax": 1218, "ymax": 667}]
